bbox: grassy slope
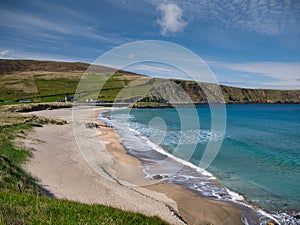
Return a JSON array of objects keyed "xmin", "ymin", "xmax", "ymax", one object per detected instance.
[
  {"xmin": 0, "ymin": 59, "xmax": 299, "ymax": 104},
  {"xmin": 0, "ymin": 192, "xmax": 167, "ymax": 225},
  {"xmin": 0, "ymin": 110, "xmax": 168, "ymax": 224}
]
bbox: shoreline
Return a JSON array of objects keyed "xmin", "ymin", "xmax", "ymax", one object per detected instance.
[
  {"xmin": 96, "ymin": 108, "xmax": 247, "ymax": 224},
  {"xmin": 98, "ymin": 107, "xmax": 297, "ymax": 225},
  {"xmin": 21, "ymin": 105, "xmax": 263, "ymax": 224}
]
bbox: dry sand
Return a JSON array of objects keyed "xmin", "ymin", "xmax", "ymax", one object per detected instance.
[{"xmin": 22, "ymin": 106, "xmax": 243, "ymax": 225}]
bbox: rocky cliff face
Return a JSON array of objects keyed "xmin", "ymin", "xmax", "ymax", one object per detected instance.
[{"xmin": 173, "ymin": 80, "xmax": 300, "ymax": 104}]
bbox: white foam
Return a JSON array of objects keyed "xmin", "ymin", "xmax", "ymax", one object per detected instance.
[
  {"xmin": 225, "ymin": 188, "xmax": 244, "ymax": 201},
  {"xmin": 145, "ymin": 138, "xmax": 217, "ymax": 180},
  {"xmin": 257, "ymin": 209, "xmax": 281, "ymax": 224},
  {"xmin": 201, "ymin": 170, "xmax": 215, "ymax": 178}
]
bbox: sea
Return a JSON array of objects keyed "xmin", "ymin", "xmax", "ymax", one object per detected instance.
[{"xmin": 99, "ymin": 104, "xmax": 300, "ymax": 224}]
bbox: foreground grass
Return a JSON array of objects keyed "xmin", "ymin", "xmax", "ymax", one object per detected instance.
[
  {"xmin": 0, "ymin": 192, "xmax": 167, "ymax": 225},
  {"xmin": 0, "ymin": 109, "xmax": 168, "ymax": 224},
  {"xmin": 0, "ymin": 116, "xmax": 40, "ymax": 194}
]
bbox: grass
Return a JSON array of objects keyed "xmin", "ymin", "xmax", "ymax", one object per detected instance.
[
  {"xmin": 0, "ymin": 123, "xmax": 31, "ymax": 165},
  {"xmin": 98, "ymin": 74, "xmax": 131, "ymax": 102},
  {"xmin": 0, "ymin": 192, "xmax": 168, "ymax": 225},
  {"xmin": 1, "ymin": 59, "xmax": 299, "ymax": 105},
  {"xmin": 35, "ymin": 78, "xmax": 79, "ymax": 100},
  {"xmin": 0, "ymin": 70, "xmax": 142, "ymax": 103},
  {"xmin": 0, "ymin": 85, "xmax": 36, "ymax": 102},
  {"xmin": 0, "ymin": 110, "xmax": 169, "ymax": 224},
  {"xmin": 0, "ymin": 114, "xmax": 45, "ymax": 196}
]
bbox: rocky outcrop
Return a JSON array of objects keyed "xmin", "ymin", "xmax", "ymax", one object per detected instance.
[{"xmin": 5, "ymin": 103, "xmax": 72, "ymax": 113}]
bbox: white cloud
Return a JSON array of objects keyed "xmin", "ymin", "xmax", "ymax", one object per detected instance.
[
  {"xmin": 0, "ymin": 49, "xmax": 14, "ymax": 58},
  {"xmin": 157, "ymin": 3, "xmax": 188, "ymax": 36}
]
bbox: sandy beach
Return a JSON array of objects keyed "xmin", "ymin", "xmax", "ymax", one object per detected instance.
[{"xmin": 22, "ymin": 106, "xmax": 243, "ymax": 225}]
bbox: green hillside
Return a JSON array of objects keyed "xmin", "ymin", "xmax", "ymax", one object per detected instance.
[{"xmin": 0, "ymin": 59, "xmax": 299, "ymax": 104}]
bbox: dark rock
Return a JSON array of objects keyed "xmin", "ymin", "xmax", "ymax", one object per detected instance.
[
  {"xmin": 85, "ymin": 122, "xmax": 99, "ymax": 129},
  {"xmin": 294, "ymin": 212, "xmax": 300, "ymax": 220},
  {"xmin": 152, "ymin": 174, "xmax": 163, "ymax": 180}
]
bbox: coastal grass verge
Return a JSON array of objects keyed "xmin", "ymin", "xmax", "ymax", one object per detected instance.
[
  {"xmin": 0, "ymin": 192, "xmax": 168, "ymax": 225},
  {"xmin": 0, "ymin": 107, "xmax": 168, "ymax": 224}
]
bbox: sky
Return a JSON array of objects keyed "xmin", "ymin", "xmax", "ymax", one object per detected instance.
[{"xmin": 0, "ymin": 0, "xmax": 300, "ymax": 89}]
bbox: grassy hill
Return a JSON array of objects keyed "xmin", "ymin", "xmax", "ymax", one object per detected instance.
[
  {"xmin": 0, "ymin": 107, "xmax": 168, "ymax": 224},
  {"xmin": 0, "ymin": 59, "xmax": 299, "ymax": 104}
]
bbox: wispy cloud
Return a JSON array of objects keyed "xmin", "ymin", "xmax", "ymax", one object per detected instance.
[
  {"xmin": 0, "ymin": 48, "xmax": 92, "ymax": 63},
  {"xmin": 0, "ymin": 9, "xmax": 72, "ymax": 34},
  {"xmin": 157, "ymin": 3, "xmax": 188, "ymax": 36},
  {"xmin": 209, "ymin": 60, "xmax": 300, "ymax": 89},
  {"xmin": 218, "ymin": 0, "xmax": 299, "ymax": 35},
  {"xmin": 149, "ymin": 0, "xmax": 299, "ymax": 35},
  {"xmin": 0, "ymin": 6, "xmax": 131, "ymax": 46},
  {"xmin": 120, "ymin": 58, "xmax": 300, "ymax": 89},
  {"xmin": 218, "ymin": 61, "xmax": 300, "ymax": 81}
]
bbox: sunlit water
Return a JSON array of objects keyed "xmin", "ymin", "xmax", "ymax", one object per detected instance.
[{"xmin": 100, "ymin": 104, "xmax": 300, "ymax": 223}]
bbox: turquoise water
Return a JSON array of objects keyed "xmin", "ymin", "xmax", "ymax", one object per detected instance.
[
  {"xmin": 207, "ymin": 104, "xmax": 300, "ymax": 212},
  {"xmin": 109, "ymin": 104, "xmax": 300, "ymax": 213}
]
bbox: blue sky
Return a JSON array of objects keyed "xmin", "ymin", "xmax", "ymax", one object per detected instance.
[{"xmin": 0, "ymin": 0, "xmax": 299, "ymax": 89}]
